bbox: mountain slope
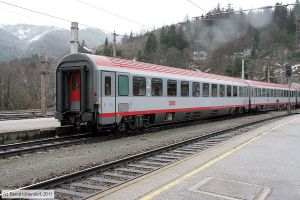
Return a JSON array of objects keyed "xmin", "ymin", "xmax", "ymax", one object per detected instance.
[{"xmin": 0, "ymin": 24, "xmax": 111, "ymax": 61}]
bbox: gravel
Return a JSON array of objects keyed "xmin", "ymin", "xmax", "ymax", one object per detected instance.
[{"xmin": 0, "ymin": 111, "xmax": 294, "ymax": 189}]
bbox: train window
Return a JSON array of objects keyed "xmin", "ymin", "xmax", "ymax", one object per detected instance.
[
  {"xmin": 239, "ymin": 87, "xmax": 243, "ymax": 97},
  {"xmin": 203, "ymin": 83, "xmax": 209, "ymax": 97},
  {"xmin": 255, "ymin": 88, "xmax": 258, "ymax": 97},
  {"xmin": 133, "ymin": 76, "xmax": 146, "ymax": 96},
  {"xmin": 192, "ymin": 82, "xmax": 200, "ymax": 97},
  {"xmin": 181, "ymin": 81, "xmax": 189, "ymax": 97},
  {"xmin": 212, "ymin": 84, "xmax": 218, "ymax": 97},
  {"xmin": 284, "ymin": 90, "xmax": 287, "ymax": 97},
  {"xmin": 227, "ymin": 85, "xmax": 232, "ymax": 97},
  {"xmin": 118, "ymin": 75, "xmax": 129, "ymax": 96},
  {"xmin": 245, "ymin": 87, "xmax": 249, "ymax": 97},
  {"xmin": 271, "ymin": 89, "xmax": 274, "ymax": 97},
  {"xmin": 233, "ymin": 86, "xmax": 238, "ymax": 97},
  {"xmin": 105, "ymin": 76, "xmax": 111, "ymax": 96},
  {"xmin": 220, "ymin": 85, "xmax": 225, "ymax": 97},
  {"xmin": 262, "ymin": 89, "xmax": 266, "ymax": 97},
  {"xmin": 257, "ymin": 88, "xmax": 261, "ymax": 97},
  {"xmin": 167, "ymin": 80, "xmax": 177, "ymax": 96},
  {"xmin": 151, "ymin": 78, "xmax": 163, "ymax": 96},
  {"xmin": 267, "ymin": 89, "xmax": 270, "ymax": 97}
]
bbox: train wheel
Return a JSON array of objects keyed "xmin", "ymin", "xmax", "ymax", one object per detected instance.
[
  {"xmin": 127, "ymin": 121, "xmax": 136, "ymax": 130},
  {"xmin": 117, "ymin": 121, "xmax": 126, "ymax": 132},
  {"xmin": 143, "ymin": 119, "xmax": 150, "ymax": 129}
]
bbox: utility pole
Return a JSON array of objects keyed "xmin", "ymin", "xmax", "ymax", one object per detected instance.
[
  {"xmin": 70, "ymin": 22, "xmax": 79, "ymax": 53},
  {"xmin": 112, "ymin": 31, "xmax": 119, "ymax": 57},
  {"xmin": 265, "ymin": 56, "xmax": 271, "ymax": 83},
  {"xmin": 296, "ymin": 15, "xmax": 300, "ymax": 49},
  {"xmin": 241, "ymin": 57, "xmax": 245, "ymax": 79},
  {"xmin": 40, "ymin": 55, "xmax": 49, "ymax": 115}
]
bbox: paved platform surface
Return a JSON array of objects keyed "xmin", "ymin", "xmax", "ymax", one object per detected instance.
[
  {"xmin": 0, "ymin": 118, "xmax": 59, "ymax": 133},
  {"xmin": 90, "ymin": 114, "xmax": 300, "ymax": 200}
]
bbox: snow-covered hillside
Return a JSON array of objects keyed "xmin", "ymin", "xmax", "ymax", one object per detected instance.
[{"xmin": 0, "ymin": 24, "xmax": 111, "ymax": 61}]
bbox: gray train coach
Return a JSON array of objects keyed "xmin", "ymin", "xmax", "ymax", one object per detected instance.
[{"xmin": 55, "ymin": 53, "xmax": 300, "ymax": 131}]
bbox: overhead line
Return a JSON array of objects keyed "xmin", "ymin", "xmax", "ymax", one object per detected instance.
[
  {"xmin": 187, "ymin": 0, "xmax": 207, "ymax": 13},
  {"xmin": 75, "ymin": 0, "xmax": 146, "ymax": 28},
  {"xmin": 0, "ymin": 0, "xmax": 118, "ymax": 35}
]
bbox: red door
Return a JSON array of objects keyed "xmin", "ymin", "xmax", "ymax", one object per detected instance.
[{"xmin": 70, "ymin": 71, "xmax": 80, "ymax": 111}]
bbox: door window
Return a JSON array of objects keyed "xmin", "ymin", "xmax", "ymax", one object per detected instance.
[{"xmin": 105, "ymin": 76, "xmax": 111, "ymax": 96}]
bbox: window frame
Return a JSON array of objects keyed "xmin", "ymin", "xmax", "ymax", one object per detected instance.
[
  {"xmin": 104, "ymin": 76, "xmax": 111, "ymax": 96},
  {"xmin": 219, "ymin": 85, "xmax": 225, "ymax": 97},
  {"xmin": 239, "ymin": 86, "xmax": 243, "ymax": 97},
  {"xmin": 133, "ymin": 76, "xmax": 146, "ymax": 96},
  {"xmin": 192, "ymin": 82, "xmax": 200, "ymax": 97},
  {"xmin": 202, "ymin": 83, "xmax": 210, "ymax": 97},
  {"xmin": 151, "ymin": 78, "xmax": 163, "ymax": 96},
  {"xmin": 211, "ymin": 84, "xmax": 218, "ymax": 97},
  {"xmin": 233, "ymin": 86, "xmax": 238, "ymax": 97},
  {"xmin": 167, "ymin": 80, "xmax": 177, "ymax": 96},
  {"xmin": 181, "ymin": 81, "xmax": 190, "ymax": 97},
  {"xmin": 227, "ymin": 85, "xmax": 232, "ymax": 97},
  {"xmin": 118, "ymin": 75, "xmax": 129, "ymax": 96}
]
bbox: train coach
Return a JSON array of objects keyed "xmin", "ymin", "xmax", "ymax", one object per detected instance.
[{"xmin": 55, "ymin": 53, "xmax": 299, "ymax": 131}]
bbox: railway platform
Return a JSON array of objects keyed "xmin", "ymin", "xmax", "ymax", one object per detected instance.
[
  {"xmin": 89, "ymin": 114, "xmax": 300, "ymax": 200},
  {"xmin": 0, "ymin": 118, "xmax": 59, "ymax": 144}
]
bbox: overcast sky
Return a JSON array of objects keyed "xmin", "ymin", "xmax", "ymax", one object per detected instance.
[{"xmin": 0, "ymin": 0, "xmax": 297, "ymax": 34}]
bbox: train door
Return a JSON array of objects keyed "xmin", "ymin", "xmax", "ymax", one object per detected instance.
[
  {"xmin": 101, "ymin": 71, "xmax": 116, "ymax": 124},
  {"xmin": 69, "ymin": 71, "xmax": 81, "ymax": 112},
  {"xmin": 251, "ymin": 87, "xmax": 256, "ymax": 108}
]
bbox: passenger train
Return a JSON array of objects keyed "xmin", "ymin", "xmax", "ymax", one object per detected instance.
[{"xmin": 55, "ymin": 53, "xmax": 300, "ymax": 131}]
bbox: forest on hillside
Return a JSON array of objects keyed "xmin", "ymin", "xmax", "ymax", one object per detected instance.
[{"xmin": 98, "ymin": 2, "xmax": 300, "ymax": 83}]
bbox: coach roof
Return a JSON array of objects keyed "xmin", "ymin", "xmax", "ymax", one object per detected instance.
[
  {"xmin": 61, "ymin": 53, "xmax": 294, "ymax": 90},
  {"xmin": 87, "ymin": 54, "xmax": 247, "ymax": 84}
]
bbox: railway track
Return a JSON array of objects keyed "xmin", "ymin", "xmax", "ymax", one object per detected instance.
[
  {"xmin": 0, "ymin": 111, "xmax": 266, "ymax": 158},
  {"xmin": 0, "ymin": 110, "xmax": 54, "ymax": 121},
  {"xmin": 17, "ymin": 113, "xmax": 293, "ymax": 200},
  {"xmin": 0, "ymin": 133, "xmax": 105, "ymax": 158}
]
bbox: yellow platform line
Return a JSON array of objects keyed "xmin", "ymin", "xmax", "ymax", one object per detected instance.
[{"xmin": 140, "ymin": 117, "xmax": 298, "ymax": 200}]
